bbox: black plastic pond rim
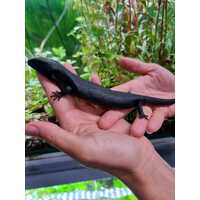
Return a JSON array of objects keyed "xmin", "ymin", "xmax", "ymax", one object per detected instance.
[{"xmin": 25, "ymin": 137, "xmax": 175, "ymax": 189}]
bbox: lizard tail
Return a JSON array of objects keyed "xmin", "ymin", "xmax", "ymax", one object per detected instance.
[{"xmin": 141, "ymin": 96, "xmax": 175, "ymax": 106}]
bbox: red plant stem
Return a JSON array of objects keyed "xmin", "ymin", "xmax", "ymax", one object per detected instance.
[
  {"xmin": 164, "ymin": 0, "xmax": 168, "ymax": 45},
  {"xmin": 128, "ymin": 0, "xmax": 132, "ymax": 32},
  {"xmin": 159, "ymin": 0, "xmax": 165, "ymax": 61},
  {"xmin": 155, "ymin": 0, "xmax": 162, "ymax": 42},
  {"xmin": 132, "ymin": 0, "xmax": 138, "ymax": 31}
]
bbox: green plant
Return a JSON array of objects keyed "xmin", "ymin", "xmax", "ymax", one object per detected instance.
[
  {"xmin": 70, "ymin": 0, "xmax": 175, "ymax": 87},
  {"xmin": 25, "ymin": 0, "xmax": 175, "ymax": 122},
  {"xmin": 25, "ymin": 63, "xmax": 48, "ymax": 122},
  {"xmin": 26, "ymin": 178, "xmax": 138, "ymax": 199},
  {"xmin": 25, "ymin": 46, "xmax": 74, "ymax": 122},
  {"xmin": 25, "ymin": 0, "xmax": 79, "ymax": 58}
]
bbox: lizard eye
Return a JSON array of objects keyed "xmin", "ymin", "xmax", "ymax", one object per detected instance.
[
  {"xmin": 51, "ymin": 69, "xmax": 61, "ymax": 80},
  {"xmin": 51, "ymin": 73, "xmax": 57, "ymax": 81}
]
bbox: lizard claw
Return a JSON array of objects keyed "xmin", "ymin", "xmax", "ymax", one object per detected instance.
[
  {"xmin": 138, "ymin": 113, "xmax": 149, "ymax": 120},
  {"xmin": 50, "ymin": 91, "xmax": 63, "ymax": 101}
]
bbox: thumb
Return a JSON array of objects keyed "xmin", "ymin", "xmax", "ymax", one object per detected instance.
[
  {"xmin": 91, "ymin": 73, "xmax": 101, "ymax": 85},
  {"xmin": 119, "ymin": 57, "xmax": 157, "ymax": 75},
  {"xmin": 25, "ymin": 121, "xmax": 80, "ymax": 155}
]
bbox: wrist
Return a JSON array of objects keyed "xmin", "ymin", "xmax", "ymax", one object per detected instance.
[{"xmin": 120, "ymin": 145, "xmax": 175, "ymax": 200}]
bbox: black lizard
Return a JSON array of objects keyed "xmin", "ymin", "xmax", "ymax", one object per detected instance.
[{"xmin": 28, "ymin": 57, "xmax": 175, "ymax": 119}]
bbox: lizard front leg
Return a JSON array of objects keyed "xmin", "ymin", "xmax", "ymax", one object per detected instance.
[{"xmin": 50, "ymin": 86, "xmax": 72, "ymax": 101}]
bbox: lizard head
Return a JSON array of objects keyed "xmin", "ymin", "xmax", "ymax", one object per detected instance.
[{"xmin": 27, "ymin": 57, "xmax": 64, "ymax": 83}]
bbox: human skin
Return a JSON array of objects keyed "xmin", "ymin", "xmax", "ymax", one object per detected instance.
[
  {"xmin": 98, "ymin": 57, "xmax": 175, "ymax": 137},
  {"xmin": 26, "ymin": 61, "xmax": 175, "ymax": 200}
]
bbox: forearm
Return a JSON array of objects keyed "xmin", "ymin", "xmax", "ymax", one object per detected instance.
[{"xmin": 120, "ymin": 150, "xmax": 175, "ymax": 200}]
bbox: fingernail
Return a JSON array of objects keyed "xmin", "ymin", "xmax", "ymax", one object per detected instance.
[
  {"xmin": 25, "ymin": 125, "xmax": 39, "ymax": 136},
  {"xmin": 146, "ymin": 131, "xmax": 153, "ymax": 135},
  {"xmin": 98, "ymin": 119, "xmax": 109, "ymax": 130}
]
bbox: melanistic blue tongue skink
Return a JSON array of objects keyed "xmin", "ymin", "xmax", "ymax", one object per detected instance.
[{"xmin": 28, "ymin": 57, "xmax": 175, "ymax": 119}]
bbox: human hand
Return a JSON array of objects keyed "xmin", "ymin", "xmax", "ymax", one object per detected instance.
[
  {"xmin": 25, "ymin": 63, "xmax": 154, "ymax": 176},
  {"xmin": 98, "ymin": 57, "xmax": 175, "ymax": 137},
  {"xmin": 25, "ymin": 63, "xmax": 174, "ymax": 199}
]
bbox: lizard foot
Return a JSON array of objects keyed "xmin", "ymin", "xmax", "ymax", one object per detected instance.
[
  {"xmin": 50, "ymin": 91, "xmax": 63, "ymax": 101},
  {"xmin": 138, "ymin": 113, "xmax": 149, "ymax": 119},
  {"xmin": 137, "ymin": 102, "xmax": 149, "ymax": 120}
]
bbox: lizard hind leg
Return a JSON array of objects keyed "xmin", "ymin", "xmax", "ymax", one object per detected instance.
[
  {"xmin": 137, "ymin": 102, "xmax": 148, "ymax": 119},
  {"xmin": 50, "ymin": 86, "xmax": 72, "ymax": 101}
]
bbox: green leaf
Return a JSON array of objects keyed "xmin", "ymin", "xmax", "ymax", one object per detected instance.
[{"xmin": 52, "ymin": 46, "xmax": 66, "ymax": 60}]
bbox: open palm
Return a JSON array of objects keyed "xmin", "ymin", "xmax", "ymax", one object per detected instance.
[
  {"xmin": 98, "ymin": 57, "xmax": 175, "ymax": 137},
  {"xmin": 26, "ymin": 63, "xmax": 154, "ymax": 178}
]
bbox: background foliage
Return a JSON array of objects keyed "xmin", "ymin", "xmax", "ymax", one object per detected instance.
[
  {"xmin": 25, "ymin": 0, "xmax": 79, "ymax": 57},
  {"xmin": 71, "ymin": 0, "xmax": 175, "ymax": 86}
]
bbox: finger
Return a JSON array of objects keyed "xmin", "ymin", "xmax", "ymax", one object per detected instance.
[
  {"xmin": 25, "ymin": 121, "xmax": 80, "ymax": 156},
  {"xmin": 38, "ymin": 74, "xmax": 75, "ymax": 116},
  {"xmin": 146, "ymin": 107, "xmax": 167, "ymax": 134},
  {"xmin": 98, "ymin": 81, "xmax": 134, "ymax": 129},
  {"xmin": 119, "ymin": 57, "xmax": 158, "ymax": 75},
  {"xmin": 110, "ymin": 119, "xmax": 131, "ymax": 135},
  {"xmin": 64, "ymin": 63, "xmax": 77, "ymax": 74},
  {"xmin": 72, "ymin": 73, "xmax": 104, "ymax": 115},
  {"xmin": 166, "ymin": 104, "xmax": 175, "ymax": 118},
  {"xmin": 91, "ymin": 73, "xmax": 101, "ymax": 85},
  {"xmin": 74, "ymin": 96, "xmax": 105, "ymax": 116},
  {"xmin": 38, "ymin": 62, "xmax": 77, "ymax": 97},
  {"xmin": 37, "ymin": 63, "xmax": 78, "ymax": 116},
  {"xmin": 130, "ymin": 106, "xmax": 152, "ymax": 137},
  {"xmin": 111, "ymin": 81, "xmax": 131, "ymax": 92},
  {"xmin": 98, "ymin": 108, "xmax": 133, "ymax": 129}
]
